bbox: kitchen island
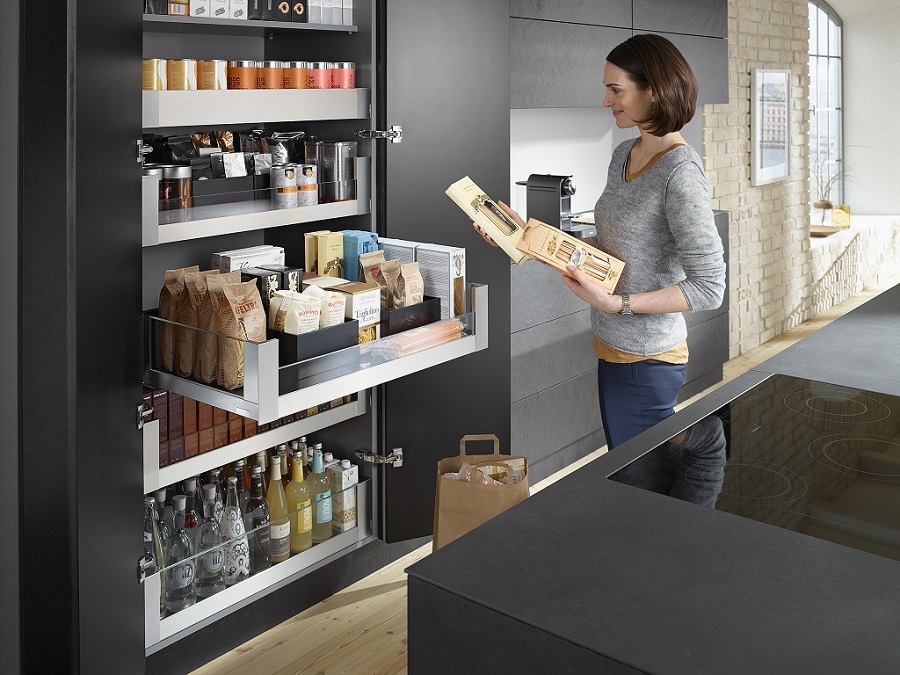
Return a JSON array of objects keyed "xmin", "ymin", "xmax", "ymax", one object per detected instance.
[{"xmin": 406, "ymin": 282, "xmax": 900, "ymax": 674}]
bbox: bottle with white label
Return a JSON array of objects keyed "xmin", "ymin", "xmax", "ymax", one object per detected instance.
[
  {"xmin": 285, "ymin": 452, "xmax": 312, "ymax": 554},
  {"xmin": 267, "ymin": 460, "xmax": 291, "ymax": 563},
  {"xmin": 309, "ymin": 446, "xmax": 333, "ymax": 544}
]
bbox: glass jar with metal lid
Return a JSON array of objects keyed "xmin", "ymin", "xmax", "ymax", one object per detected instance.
[
  {"xmin": 307, "ymin": 62, "xmax": 334, "ymax": 89},
  {"xmin": 160, "ymin": 165, "xmax": 192, "ymax": 211},
  {"xmin": 256, "ymin": 61, "xmax": 284, "ymax": 90},
  {"xmin": 227, "ymin": 61, "xmax": 258, "ymax": 90},
  {"xmin": 331, "ymin": 62, "xmax": 355, "ymax": 89},
  {"xmin": 282, "ymin": 61, "xmax": 310, "ymax": 89}
]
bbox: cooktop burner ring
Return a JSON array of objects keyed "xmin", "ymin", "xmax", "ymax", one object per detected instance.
[
  {"xmin": 783, "ymin": 388, "xmax": 891, "ymax": 424},
  {"xmin": 716, "ymin": 459, "xmax": 808, "ymax": 506},
  {"xmin": 808, "ymin": 434, "xmax": 900, "ymax": 481}
]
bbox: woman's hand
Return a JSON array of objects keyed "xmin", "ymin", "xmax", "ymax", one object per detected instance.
[
  {"xmin": 562, "ymin": 264, "xmax": 621, "ymax": 313},
  {"xmin": 472, "ymin": 200, "xmax": 524, "ymax": 247}
]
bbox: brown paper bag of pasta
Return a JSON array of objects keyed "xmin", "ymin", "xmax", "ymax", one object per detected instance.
[
  {"xmin": 197, "ymin": 271, "xmax": 240, "ymax": 384},
  {"xmin": 218, "ymin": 280, "xmax": 268, "ymax": 390},
  {"xmin": 158, "ymin": 265, "xmax": 199, "ymax": 373}
]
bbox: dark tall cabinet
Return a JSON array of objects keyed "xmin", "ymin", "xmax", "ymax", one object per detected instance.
[{"xmin": 9, "ymin": 1, "xmax": 510, "ymax": 673}]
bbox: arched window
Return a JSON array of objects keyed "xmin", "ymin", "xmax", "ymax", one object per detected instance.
[{"xmin": 808, "ymin": 1, "xmax": 843, "ymax": 208}]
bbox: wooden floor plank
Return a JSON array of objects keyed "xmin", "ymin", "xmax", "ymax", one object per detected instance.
[{"xmin": 190, "ymin": 273, "xmax": 900, "ymax": 675}]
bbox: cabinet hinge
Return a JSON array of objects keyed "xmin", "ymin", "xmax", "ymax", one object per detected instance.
[
  {"xmin": 355, "ymin": 125, "xmax": 402, "ymax": 143},
  {"xmin": 135, "ymin": 139, "xmax": 152, "ymax": 164},
  {"xmin": 355, "ymin": 448, "xmax": 403, "ymax": 468},
  {"xmin": 137, "ymin": 402, "xmax": 153, "ymax": 430},
  {"xmin": 137, "ymin": 553, "xmax": 155, "ymax": 583}
]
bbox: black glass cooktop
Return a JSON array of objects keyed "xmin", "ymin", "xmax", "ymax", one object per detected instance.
[{"xmin": 609, "ymin": 374, "xmax": 900, "ymax": 563}]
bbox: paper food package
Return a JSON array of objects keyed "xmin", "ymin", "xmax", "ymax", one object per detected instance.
[{"xmin": 446, "ymin": 176, "xmax": 527, "ymax": 264}]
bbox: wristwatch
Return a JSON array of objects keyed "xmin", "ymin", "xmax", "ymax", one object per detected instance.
[{"xmin": 618, "ymin": 293, "xmax": 633, "ymax": 315}]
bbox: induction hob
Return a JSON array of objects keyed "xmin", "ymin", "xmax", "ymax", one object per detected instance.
[{"xmin": 608, "ymin": 373, "xmax": 900, "ymax": 563}]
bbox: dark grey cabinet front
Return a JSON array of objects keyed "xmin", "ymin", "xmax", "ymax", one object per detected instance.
[
  {"xmin": 510, "ymin": 0, "xmax": 631, "ymax": 28},
  {"xmin": 635, "ymin": 30, "xmax": 729, "ymax": 105},
  {"xmin": 511, "ymin": 18, "xmax": 631, "ymax": 108},
  {"xmin": 633, "ymin": 0, "xmax": 728, "ymax": 39}
]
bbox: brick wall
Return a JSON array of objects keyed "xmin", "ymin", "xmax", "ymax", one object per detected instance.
[{"xmin": 702, "ymin": 0, "xmax": 811, "ymax": 357}]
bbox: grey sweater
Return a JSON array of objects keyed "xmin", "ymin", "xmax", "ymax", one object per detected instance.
[{"xmin": 591, "ymin": 138, "xmax": 726, "ymax": 356}]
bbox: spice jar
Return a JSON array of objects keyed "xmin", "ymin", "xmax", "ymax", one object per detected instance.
[
  {"xmin": 197, "ymin": 60, "xmax": 228, "ymax": 90},
  {"xmin": 282, "ymin": 61, "xmax": 310, "ymax": 89},
  {"xmin": 167, "ymin": 59, "xmax": 197, "ymax": 91},
  {"xmin": 227, "ymin": 60, "xmax": 257, "ymax": 90},
  {"xmin": 331, "ymin": 62, "xmax": 355, "ymax": 89},
  {"xmin": 256, "ymin": 61, "xmax": 284, "ymax": 90},
  {"xmin": 307, "ymin": 62, "xmax": 333, "ymax": 89}
]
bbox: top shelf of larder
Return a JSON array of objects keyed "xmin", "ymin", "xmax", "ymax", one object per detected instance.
[
  {"xmin": 143, "ymin": 14, "xmax": 358, "ymax": 37},
  {"xmin": 142, "ymin": 88, "xmax": 370, "ymax": 129}
]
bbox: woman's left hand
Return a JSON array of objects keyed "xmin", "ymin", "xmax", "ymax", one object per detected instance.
[{"xmin": 562, "ymin": 264, "xmax": 620, "ymax": 313}]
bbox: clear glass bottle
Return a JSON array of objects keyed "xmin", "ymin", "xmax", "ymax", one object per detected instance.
[
  {"xmin": 285, "ymin": 451, "xmax": 313, "ymax": 554},
  {"xmin": 267, "ymin": 460, "xmax": 290, "ymax": 562},
  {"xmin": 181, "ymin": 477, "xmax": 200, "ymax": 541},
  {"xmin": 152, "ymin": 488, "xmax": 172, "ymax": 544},
  {"xmin": 279, "ymin": 447, "xmax": 290, "ymax": 490},
  {"xmin": 309, "ymin": 446, "xmax": 333, "ymax": 544},
  {"xmin": 207, "ymin": 467, "xmax": 225, "ymax": 524},
  {"xmin": 221, "ymin": 476, "xmax": 250, "ymax": 586},
  {"xmin": 244, "ymin": 465, "xmax": 271, "ymax": 576},
  {"xmin": 194, "ymin": 484, "xmax": 226, "ymax": 600},
  {"xmin": 164, "ymin": 495, "xmax": 197, "ymax": 614},
  {"xmin": 233, "ymin": 459, "xmax": 251, "ymax": 516},
  {"xmin": 253, "ymin": 450, "xmax": 269, "ymax": 496},
  {"xmin": 143, "ymin": 496, "xmax": 165, "ymax": 615}
]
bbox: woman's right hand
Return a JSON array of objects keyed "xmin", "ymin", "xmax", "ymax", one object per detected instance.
[{"xmin": 472, "ymin": 200, "xmax": 524, "ymax": 247}]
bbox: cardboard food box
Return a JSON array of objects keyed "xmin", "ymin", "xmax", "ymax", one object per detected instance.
[
  {"xmin": 415, "ymin": 243, "xmax": 466, "ymax": 319},
  {"xmin": 326, "ymin": 461, "xmax": 359, "ymax": 532},
  {"xmin": 317, "ymin": 231, "xmax": 345, "ymax": 278},
  {"xmin": 304, "ymin": 230, "xmax": 332, "ymax": 275},
  {"xmin": 446, "ymin": 176, "xmax": 527, "ymax": 264},
  {"xmin": 516, "ymin": 218, "xmax": 624, "ymax": 294},
  {"xmin": 304, "ymin": 276, "xmax": 381, "ymax": 343},
  {"xmin": 378, "ymin": 237, "xmax": 417, "ymax": 265}
]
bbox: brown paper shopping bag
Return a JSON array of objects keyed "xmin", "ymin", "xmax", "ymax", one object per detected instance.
[{"xmin": 432, "ymin": 434, "xmax": 529, "ymax": 551}]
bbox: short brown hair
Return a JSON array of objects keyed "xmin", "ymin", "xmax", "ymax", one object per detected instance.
[{"xmin": 606, "ymin": 34, "xmax": 698, "ymax": 135}]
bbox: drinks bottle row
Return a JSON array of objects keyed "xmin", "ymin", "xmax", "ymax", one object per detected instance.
[{"xmin": 143, "ymin": 436, "xmax": 359, "ymax": 617}]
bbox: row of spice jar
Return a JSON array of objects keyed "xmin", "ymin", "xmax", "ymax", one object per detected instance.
[{"xmin": 143, "ymin": 59, "xmax": 356, "ymax": 91}]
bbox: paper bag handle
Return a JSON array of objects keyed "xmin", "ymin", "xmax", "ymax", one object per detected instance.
[{"xmin": 458, "ymin": 434, "xmax": 501, "ymax": 457}]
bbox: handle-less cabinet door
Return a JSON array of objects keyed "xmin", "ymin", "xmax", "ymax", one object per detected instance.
[
  {"xmin": 635, "ymin": 30, "xmax": 729, "ymax": 105},
  {"xmin": 633, "ymin": 0, "xmax": 728, "ymax": 39},
  {"xmin": 511, "ymin": 19, "xmax": 631, "ymax": 108},
  {"xmin": 377, "ymin": 0, "xmax": 511, "ymax": 542},
  {"xmin": 510, "ymin": 0, "xmax": 631, "ymax": 27}
]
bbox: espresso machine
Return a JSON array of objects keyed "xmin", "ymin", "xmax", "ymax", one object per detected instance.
[{"xmin": 520, "ymin": 174, "xmax": 596, "ymax": 241}]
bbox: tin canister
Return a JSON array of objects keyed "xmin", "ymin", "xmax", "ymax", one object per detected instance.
[
  {"xmin": 320, "ymin": 141, "xmax": 357, "ymax": 202},
  {"xmin": 227, "ymin": 60, "xmax": 257, "ymax": 90},
  {"xmin": 198, "ymin": 60, "xmax": 228, "ymax": 90},
  {"xmin": 142, "ymin": 59, "xmax": 167, "ymax": 91},
  {"xmin": 271, "ymin": 164, "xmax": 299, "ymax": 209},
  {"xmin": 283, "ymin": 61, "xmax": 309, "ymax": 89},
  {"xmin": 160, "ymin": 165, "xmax": 193, "ymax": 210},
  {"xmin": 307, "ymin": 62, "xmax": 333, "ymax": 89},
  {"xmin": 332, "ymin": 62, "xmax": 355, "ymax": 89},
  {"xmin": 256, "ymin": 61, "xmax": 284, "ymax": 90},
  {"xmin": 297, "ymin": 164, "xmax": 318, "ymax": 206},
  {"xmin": 167, "ymin": 59, "xmax": 198, "ymax": 91}
]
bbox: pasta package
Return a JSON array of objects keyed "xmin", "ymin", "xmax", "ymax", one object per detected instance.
[{"xmin": 218, "ymin": 280, "xmax": 267, "ymax": 390}]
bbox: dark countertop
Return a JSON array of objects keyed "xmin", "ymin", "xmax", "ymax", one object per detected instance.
[{"xmin": 406, "ymin": 283, "xmax": 900, "ymax": 674}]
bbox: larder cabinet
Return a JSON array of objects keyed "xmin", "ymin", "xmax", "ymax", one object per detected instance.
[{"xmin": 14, "ymin": 1, "xmax": 510, "ymax": 673}]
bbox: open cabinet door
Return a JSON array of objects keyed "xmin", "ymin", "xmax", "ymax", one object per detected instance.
[{"xmin": 375, "ymin": 0, "xmax": 512, "ymax": 542}]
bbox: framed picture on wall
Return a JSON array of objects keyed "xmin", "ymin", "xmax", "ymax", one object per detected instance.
[{"xmin": 751, "ymin": 69, "xmax": 791, "ymax": 186}]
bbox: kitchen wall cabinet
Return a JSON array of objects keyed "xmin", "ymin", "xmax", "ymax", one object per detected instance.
[
  {"xmin": 13, "ymin": 1, "xmax": 510, "ymax": 673},
  {"xmin": 510, "ymin": 0, "xmax": 632, "ymax": 27},
  {"xmin": 633, "ymin": 0, "xmax": 728, "ymax": 39},
  {"xmin": 511, "ymin": 0, "xmax": 728, "ymax": 109}
]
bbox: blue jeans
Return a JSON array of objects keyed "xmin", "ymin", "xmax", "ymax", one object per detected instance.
[{"xmin": 597, "ymin": 359, "xmax": 686, "ymax": 450}]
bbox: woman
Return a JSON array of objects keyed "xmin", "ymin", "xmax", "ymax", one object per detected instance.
[{"xmin": 477, "ymin": 34, "xmax": 726, "ymax": 449}]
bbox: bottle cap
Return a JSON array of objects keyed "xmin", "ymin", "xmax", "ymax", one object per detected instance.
[
  {"xmin": 251, "ymin": 464, "xmax": 262, "ymax": 476},
  {"xmin": 145, "ymin": 495, "xmax": 156, "ymax": 505},
  {"xmin": 172, "ymin": 494, "xmax": 186, "ymax": 510},
  {"xmin": 340, "ymin": 459, "xmax": 351, "ymax": 469},
  {"xmin": 324, "ymin": 452, "xmax": 334, "ymax": 462},
  {"xmin": 183, "ymin": 477, "xmax": 196, "ymax": 490},
  {"xmin": 153, "ymin": 489, "xmax": 167, "ymax": 502},
  {"xmin": 227, "ymin": 476, "xmax": 237, "ymax": 486},
  {"xmin": 202, "ymin": 484, "xmax": 217, "ymax": 500}
]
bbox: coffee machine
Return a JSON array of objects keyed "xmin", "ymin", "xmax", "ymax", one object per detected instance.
[{"xmin": 521, "ymin": 174, "xmax": 596, "ymax": 241}]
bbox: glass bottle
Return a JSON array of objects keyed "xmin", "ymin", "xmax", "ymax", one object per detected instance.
[
  {"xmin": 181, "ymin": 477, "xmax": 200, "ymax": 542},
  {"xmin": 285, "ymin": 451, "xmax": 313, "ymax": 554},
  {"xmin": 309, "ymin": 446, "xmax": 333, "ymax": 544},
  {"xmin": 143, "ymin": 496, "xmax": 166, "ymax": 615},
  {"xmin": 164, "ymin": 495, "xmax": 196, "ymax": 614},
  {"xmin": 279, "ymin": 447, "xmax": 290, "ymax": 489},
  {"xmin": 207, "ymin": 467, "xmax": 225, "ymax": 524},
  {"xmin": 233, "ymin": 459, "xmax": 251, "ymax": 516},
  {"xmin": 221, "ymin": 476, "xmax": 250, "ymax": 586},
  {"xmin": 194, "ymin": 484, "xmax": 226, "ymax": 600},
  {"xmin": 244, "ymin": 465, "xmax": 271, "ymax": 576},
  {"xmin": 152, "ymin": 488, "xmax": 172, "ymax": 544},
  {"xmin": 252, "ymin": 450, "xmax": 269, "ymax": 496},
  {"xmin": 267, "ymin": 460, "xmax": 290, "ymax": 563}
]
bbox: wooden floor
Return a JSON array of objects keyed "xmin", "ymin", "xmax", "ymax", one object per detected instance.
[{"xmin": 190, "ymin": 273, "xmax": 900, "ymax": 675}]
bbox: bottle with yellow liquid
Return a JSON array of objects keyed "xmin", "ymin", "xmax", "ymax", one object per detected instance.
[
  {"xmin": 267, "ymin": 461, "xmax": 290, "ymax": 563},
  {"xmin": 285, "ymin": 454, "xmax": 313, "ymax": 554}
]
